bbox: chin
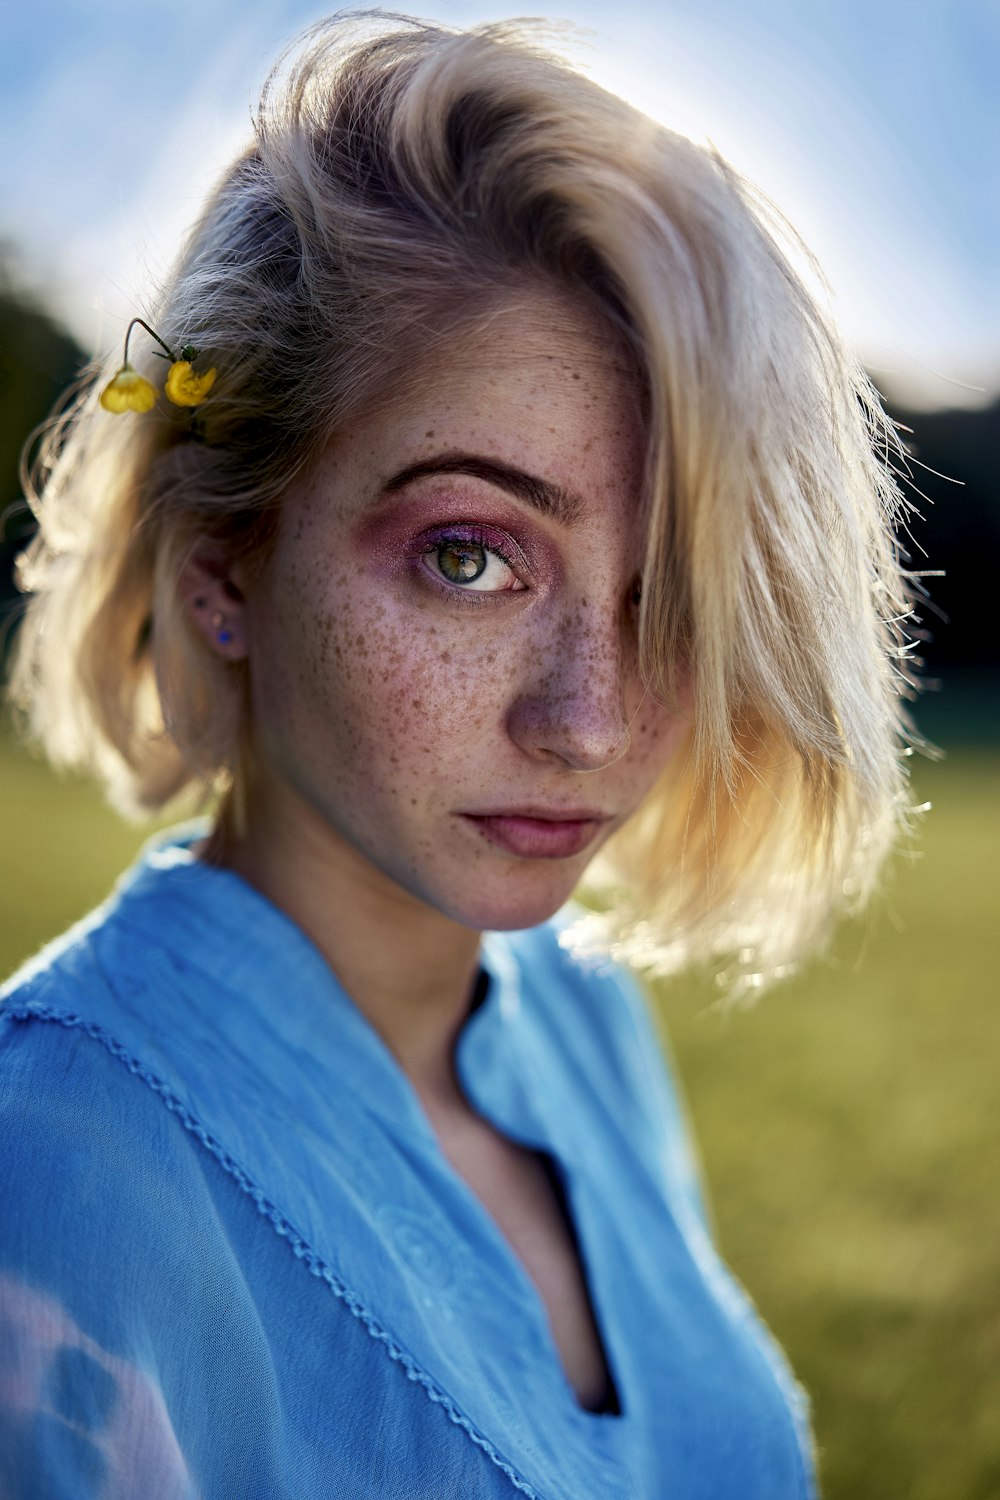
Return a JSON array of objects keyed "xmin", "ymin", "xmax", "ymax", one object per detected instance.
[{"xmin": 436, "ymin": 872, "xmax": 582, "ymax": 934}]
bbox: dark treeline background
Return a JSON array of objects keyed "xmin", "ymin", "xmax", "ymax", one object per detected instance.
[
  {"xmin": 0, "ymin": 261, "xmax": 88, "ymax": 667},
  {"xmin": 1, "ymin": 259, "xmax": 997, "ymax": 740}
]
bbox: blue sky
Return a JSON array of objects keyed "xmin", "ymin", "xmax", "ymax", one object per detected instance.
[{"xmin": 2, "ymin": 0, "xmax": 997, "ymax": 408}]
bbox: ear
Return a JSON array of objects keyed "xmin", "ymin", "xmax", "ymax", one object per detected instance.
[{"xmin": 177, "ymin": 538, "xmax": 249, "ymax": 661}]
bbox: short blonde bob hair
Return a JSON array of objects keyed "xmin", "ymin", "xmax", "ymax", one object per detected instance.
[{"xmin": 11, "ymin": 12, "xmax": 921, "ymax": 987}]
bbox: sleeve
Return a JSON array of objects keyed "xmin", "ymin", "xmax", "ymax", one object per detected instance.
[{"xmin": 0, "ymin": 1013, "xmax": 209, "ymax": 1500}]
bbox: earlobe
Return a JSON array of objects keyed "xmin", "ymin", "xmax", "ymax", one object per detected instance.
[{"xmin": 178, "ymin": 546, "xmax": 249, "ymax": 660}]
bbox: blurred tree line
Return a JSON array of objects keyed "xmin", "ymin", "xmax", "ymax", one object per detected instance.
[
  {"xmin": 880, "ymin": 384, "xmax": 1000, "ymax": 740},
  {"xmin": 0, "ymin": 258, "xmax": 87, "ymax": 665},
  {"xmin": 0, "ymin": 258, "xmax": 997, "ymax": 732}
]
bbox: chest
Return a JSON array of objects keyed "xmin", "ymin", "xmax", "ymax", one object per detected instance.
[{"xmin": 425, "ymin": 1098, "xmax": 618, "ymax": 1413}]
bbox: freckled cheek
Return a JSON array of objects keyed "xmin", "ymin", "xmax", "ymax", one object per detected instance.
[
  {"xmin": 377, "ymin": 647, "xmax": 506, "ymax": 755},
  {"xmin": 257, "ymin": 535, "xmax": 509, "ymax": 768},
  {"xmin": 303, "ymin": 600, "xmax": 504, "ymax": 764}
]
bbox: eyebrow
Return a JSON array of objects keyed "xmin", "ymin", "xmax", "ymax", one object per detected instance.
[{"xmin": 382, "ymin": 452, "xmax": 583, "ymax": 525}]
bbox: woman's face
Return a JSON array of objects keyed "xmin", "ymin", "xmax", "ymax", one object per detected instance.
[{"xmin": 238, "ymin": 297, "xmax": 691, "ymax": 931}]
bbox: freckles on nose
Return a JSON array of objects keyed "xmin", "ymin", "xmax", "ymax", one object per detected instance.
[
  {"xmin": 560, "ymin": 598, "xmax": 629, "ymax": 689},
  {"xmin": 507, "ymin": 602, "xmax": 633, "ymax": 769}
]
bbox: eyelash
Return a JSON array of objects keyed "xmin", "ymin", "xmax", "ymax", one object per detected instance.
[{"xmin": 414, "ymin": 525, "xmax": 529, "ymax": 606}]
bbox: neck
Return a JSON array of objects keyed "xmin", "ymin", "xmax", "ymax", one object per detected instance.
[{"xmin": 201, "ymin": 778, "xmax": 483, "ymax": 1104}]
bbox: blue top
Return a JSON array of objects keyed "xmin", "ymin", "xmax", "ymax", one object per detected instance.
[{"xmin": 0, "ymin": 831, "xmax": 816, "ymax": 1500}]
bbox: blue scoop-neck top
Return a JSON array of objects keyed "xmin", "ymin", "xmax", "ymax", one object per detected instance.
[{"xmin": 0, "ymin": 830, "xmax": 816, "ymax": 1499}]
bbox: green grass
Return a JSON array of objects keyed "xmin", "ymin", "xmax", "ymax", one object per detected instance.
[{"xmin": 1, "ymin": 737, "xmax": 997, "ymax": 1497}]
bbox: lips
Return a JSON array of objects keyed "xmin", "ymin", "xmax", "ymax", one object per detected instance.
[{"xmin": 460, "ymin": 808, "xmax": 611, "ymax": 859}]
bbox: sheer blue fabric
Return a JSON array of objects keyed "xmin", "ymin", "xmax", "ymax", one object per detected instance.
[{"xmin": 0, "ymin": 831, "xmax": 816, "ymax": 1498}]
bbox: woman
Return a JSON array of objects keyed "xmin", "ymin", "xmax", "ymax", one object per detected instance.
[{"xmin": 0, "ymin": 13, "xmax": 917, "ymax": 1498}]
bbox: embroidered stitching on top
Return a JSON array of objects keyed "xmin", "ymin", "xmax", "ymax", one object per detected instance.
[{"xmin": 2, "ymin": 999, "xmax": 544, "ymax": 1500}]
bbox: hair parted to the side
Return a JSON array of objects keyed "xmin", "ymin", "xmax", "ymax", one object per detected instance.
[{"xmin": 9, "ymin": 11, "xmax": 924, "ymax": 987}]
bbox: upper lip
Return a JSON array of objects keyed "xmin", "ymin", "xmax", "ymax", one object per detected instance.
[{"xmin": 461, "ymin": 807, "xmax": 612, "ymax": 823}]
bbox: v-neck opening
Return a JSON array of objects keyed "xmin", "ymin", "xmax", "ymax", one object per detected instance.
[
  {"xmin": 447, "ymin": 968, "xmax": 627, "ymax": 1422},
  {"xmin": 539, "ymin": 1151, "xmax": 624, "ymax": 1418},
  {"xmin": 425, "ymin": 1106, "xmax": 628, "ymax": 1424}
]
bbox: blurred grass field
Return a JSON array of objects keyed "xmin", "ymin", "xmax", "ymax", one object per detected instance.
[{"xmin": 1, "ymin": 733, "xmax": 997, "ymax": 1499}]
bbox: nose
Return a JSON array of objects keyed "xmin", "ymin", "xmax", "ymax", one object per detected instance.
[{"xmin": 506, "ymin": 603, "xmax": 634, "ymax": 772}]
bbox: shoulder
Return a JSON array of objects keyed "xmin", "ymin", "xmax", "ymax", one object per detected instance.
[
  {"xmin": 0, "ymin": 971, "xmax": 209, "ymax": 1242},
  {"xmin": 0, "ymin": 851, "xmax": 152, "ymax": 1036},
  {"xmin": 1, "ymin": 890, "xmax": 142, "ymax": 1118},
  {"xmin": 0, "ymin": 833, "xmax": 217, "ymax": 1105},
  {"xmin": 1, "ymin": 900, "xmax": 127, "ymax": 1117}
]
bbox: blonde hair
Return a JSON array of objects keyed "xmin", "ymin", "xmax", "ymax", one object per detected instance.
[{"xmin": 9, "ymin": 12, "xmax": 921, "ymax": 986}]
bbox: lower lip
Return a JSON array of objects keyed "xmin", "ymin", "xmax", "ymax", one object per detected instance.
[{"xmin": 462, "ymin": 815, "xmax": 605, "ymax": 859}]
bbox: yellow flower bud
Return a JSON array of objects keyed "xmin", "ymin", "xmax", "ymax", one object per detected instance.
[
  {"xmin": 165, "ymin": 360, "xmax": 217, "ymax": 408},
  {"xmin": 100, "ymin": 366, "xmax": 157, "ymax": 414}
]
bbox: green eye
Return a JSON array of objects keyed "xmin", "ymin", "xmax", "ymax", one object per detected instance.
[{"xmin": 437, "ymin": 542, "xmax": 487, "ymax": 584}]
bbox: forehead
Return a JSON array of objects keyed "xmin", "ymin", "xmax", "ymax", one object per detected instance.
[
  {"xmin": 418, "ymin": 294, "xmax": 640, "ymax": 425},
  {"xmin": 322, "ymin": 295, "xmax": 647, "ymax": 519}
]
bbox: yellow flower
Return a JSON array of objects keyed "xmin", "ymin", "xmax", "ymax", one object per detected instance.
[
  {"xmin": 165, "ymin": 360, "xmax": 217, "ymax": 408},
  {"xmin": 99, "ymin": 365, "xmax": 157, "ymax": 414}
]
